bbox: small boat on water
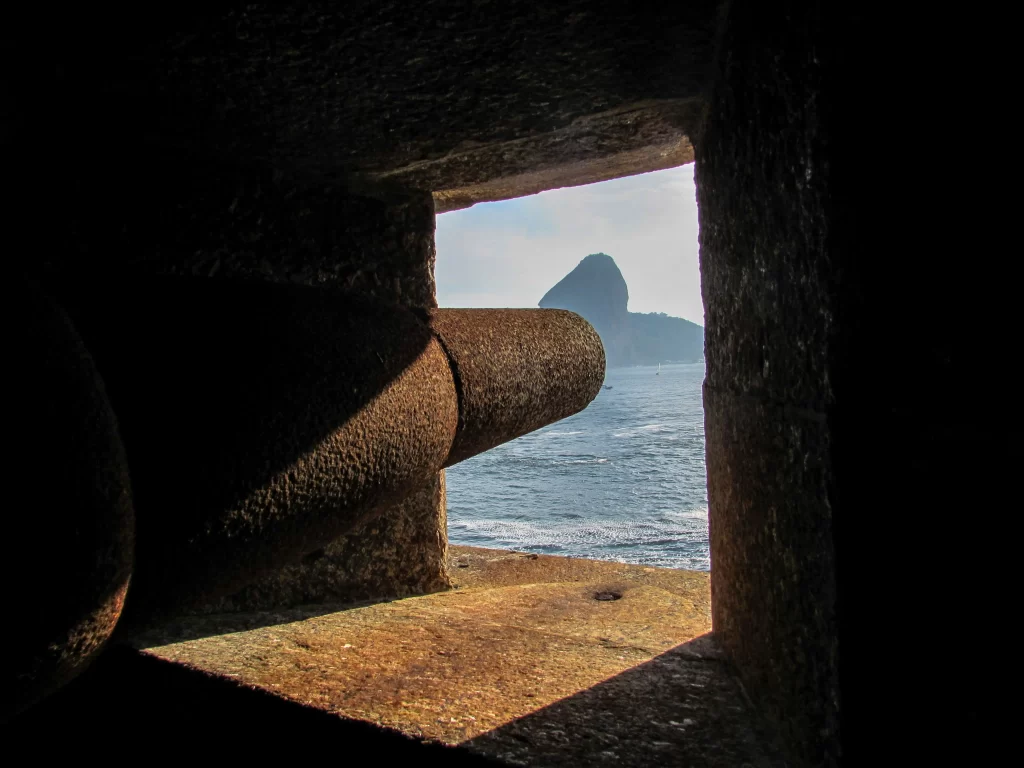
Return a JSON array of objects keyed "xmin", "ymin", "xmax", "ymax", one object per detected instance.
[
  {"xmin": 656, "ymin": 363, "xmax": 661, "ymax": 375},
  {"xmin": 602, "ymin": 385, "xmax": 613, "ymax": 390}
]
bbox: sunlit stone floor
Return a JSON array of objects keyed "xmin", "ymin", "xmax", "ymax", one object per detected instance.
[{"xmin": 126, "ymin": 547, "xmax": 783, "ymax": 766}]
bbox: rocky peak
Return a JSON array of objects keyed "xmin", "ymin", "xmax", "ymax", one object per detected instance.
[
  {"xmin": 539, "ymin": 253, "xmax": 703, "ymax": 367},
  {"xmin": 538, "ymin": 253, "xmax": 629, "ymax": 338}
]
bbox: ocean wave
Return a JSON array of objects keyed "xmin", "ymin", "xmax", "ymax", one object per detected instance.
[
  {"xmin": 446, "ymin": 361, "xmax": 710, "ymax": 571},
  {"xmin": 613, "ymin": 423, "xmax": 676, "ymax": 438},
  {"xmin": 666, "ymin": 507, "xmax": 709, "ymax": 520},
  {"xmin": 449, "ymin": 512, "xmax": 710, "ymax": 571}
]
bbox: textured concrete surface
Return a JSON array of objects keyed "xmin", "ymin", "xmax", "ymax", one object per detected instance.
[
  {"xmin": 429, "ymin": 309, "xmax": 606, "ymax": 465},
  {"xmin": 129, "ymin": 547, "xmax": 783, "ymax": 765},
  {"xmin": 4, "ymin": 280, "xmax": 134, "ymax": 718}
]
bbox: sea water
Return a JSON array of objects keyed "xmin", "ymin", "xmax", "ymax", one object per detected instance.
[{"xmin": 446, "ymin": 362, "xmax": 709, "ymax": 570}]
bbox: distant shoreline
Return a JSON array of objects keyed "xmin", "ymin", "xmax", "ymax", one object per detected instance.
[{"xmin": 606, "ymin": 359, "xmax": 705, "ymax": 369}]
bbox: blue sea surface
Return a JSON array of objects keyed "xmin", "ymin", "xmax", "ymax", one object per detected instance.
[{"xmin": 446, "ymin": 362, "xmax": 709, "ymax": 570}]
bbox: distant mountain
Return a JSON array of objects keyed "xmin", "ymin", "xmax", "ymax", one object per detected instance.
[{"xmin": 539, "ymin": 253, "xmax": 703, "ymax": 367}]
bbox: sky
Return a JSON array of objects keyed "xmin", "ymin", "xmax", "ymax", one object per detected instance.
[{"xmin": 435, "ymin": 164, "xmax": 704, "ymax": 325}]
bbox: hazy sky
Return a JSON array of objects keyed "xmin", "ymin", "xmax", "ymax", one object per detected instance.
[{"xmin": 435, "ymin": 164, "xmax": 703, "ymax": 325}]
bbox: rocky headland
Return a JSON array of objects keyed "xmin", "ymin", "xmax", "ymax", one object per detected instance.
[{"xmin": 539, "ymin": 253, "xmax": 703, "ymax": 367}]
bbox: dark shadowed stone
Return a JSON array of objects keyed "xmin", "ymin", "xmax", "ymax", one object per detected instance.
[
  {"xmin": 34, "ymin": 162, "xmax": 439, "ymax": 312},
  {"xmin": 4, "ymin": 280, "xmax": 134, "ymax": 719},
  {"xmin": 427, "ymin": 308, "xmax": 606, "ymax": 466},
  {"xmin": 3, "ymin": 3, "xmax": 717, "ymax": 194}
]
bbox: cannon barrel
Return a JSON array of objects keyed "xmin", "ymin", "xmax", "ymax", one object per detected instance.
[
  {"xmin": 427, "ymin": 309, "xmax": 608, "ymax": 466},
  {"xmin": 53, "ymin": 278, "xmax": 604, "ymax": 625}
]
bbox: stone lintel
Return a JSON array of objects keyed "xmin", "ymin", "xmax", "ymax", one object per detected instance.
[
  {"xmin": 433, "ymin": 140, "xmax": 694, "ymax": 213},
  {"xmin": 374, "ymin": 100, "xmax": 700, "ymax": 212}
]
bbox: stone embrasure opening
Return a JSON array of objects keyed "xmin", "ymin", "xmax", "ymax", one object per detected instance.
[{"xmin": 438, "ymin": 168, "xmax": 709, "ymax": 583}]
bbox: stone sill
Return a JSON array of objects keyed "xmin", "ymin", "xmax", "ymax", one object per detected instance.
[{"xmin": 9, "ymin": 547, "xmax": 785, "ymax": 765}]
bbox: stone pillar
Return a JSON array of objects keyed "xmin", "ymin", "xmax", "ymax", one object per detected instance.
[
  {"xmin": 27, "ymin": 151, "xmax": 451, "ymax": 610},
  {"xmin": 697, "ymin": 3, "xmax": 987, "ymax": 765},
  {"xmin": 696, "ymin": 7, "xmax": 839, "ymax": 759}
]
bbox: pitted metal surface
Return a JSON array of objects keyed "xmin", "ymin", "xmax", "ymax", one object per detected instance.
[
  {"xmin": 58, "ymin": 280, "xmax": 458, "ymax": 625},
  {"xmin": 427, "ymin": 308, "xmax": 606, "ymax": 466},
  {"xmin": 54, "ymin": 281, "xmax": 603, "ymax": 627}
]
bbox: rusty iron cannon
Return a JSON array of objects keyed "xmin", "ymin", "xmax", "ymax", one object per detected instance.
[{"xmin": 8, "ymin": 277, "xmax": 604, "ymax": 717}]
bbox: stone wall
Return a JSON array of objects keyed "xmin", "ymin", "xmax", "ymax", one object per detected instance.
[
  {"xmin": 697, "ymin": 3, "xmax": 990, "ymax": 764},
  {"xmin": 28, "ymin": 154, "xmax": 436, "ymax": 306},
  {"xmin": 695, "ymin": 2, "xmax": 838, "ymax": 763}
]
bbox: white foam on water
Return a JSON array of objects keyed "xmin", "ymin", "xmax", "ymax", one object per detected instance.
[
  {"xmin": 446, "ymin": 361, "xmax": 710, "ymax": 571},
  {"xmin": 613, "ymin": 423, "xmax": 677, "ymax": 438},
  {"xmin": 667, "ymin": 507, "xmax": 709, "ymax": 520},
  {"xmin": 450, "ymin": 509, "xmax": 710, "ymax": 570}
]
